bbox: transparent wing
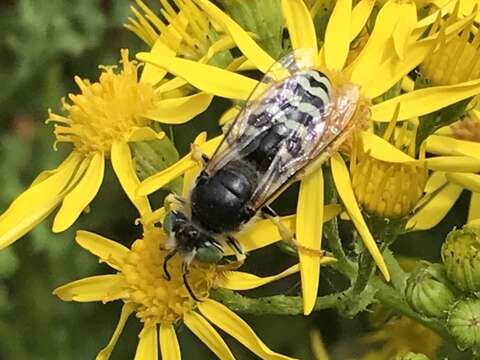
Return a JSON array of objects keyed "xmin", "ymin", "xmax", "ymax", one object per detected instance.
[
  {"xmin": 205, "ymin": 48, "xmax": 315, "ymax": 174},
  {"xmin": 249, "ymin": 84, "xmax": 363, "ymax": 210}
]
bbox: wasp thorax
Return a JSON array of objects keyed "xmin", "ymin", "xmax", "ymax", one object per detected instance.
[
  {"xmin": 405, "ymin": 262, "xmax": 457, "ymax": 318},
  {"xmin": 47, "ymin": 49, "xmax": 155, "ymax": 156},
  {"xmin": 351, "ymin": 153, "xmax": 427, "ymax": 218},
  {"xmin": 120, "ymin": 227, "xmax": 219, "ymax": 325},
  {"xmin": 442, "ymin": 227, "xmax": 480, "ymax": 293}
]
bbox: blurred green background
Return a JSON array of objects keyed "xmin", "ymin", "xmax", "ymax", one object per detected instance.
[{"xmin": 0, "ymin": 1, "xmax": 470, "ymax": 359}]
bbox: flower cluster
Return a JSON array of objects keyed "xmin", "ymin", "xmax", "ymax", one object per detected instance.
[{"xmin": 3, "ymin": 0, "xmax": 480, "ymax": 358}]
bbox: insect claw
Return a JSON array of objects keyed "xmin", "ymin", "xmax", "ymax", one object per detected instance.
[
  {"xmin": 182, "ymin": 261, "xmax": 201, "ymax": 301},
  {"xmin": 163, "ymin": 249, "xmax": 177, "ymax": 281}
]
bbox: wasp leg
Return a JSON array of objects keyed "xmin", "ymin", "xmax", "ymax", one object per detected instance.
[
  {"xmin": 182, "ymin": 260, "xmax": 200, "ymax": 302},
  {"xmin": 163, "ymin": 249, "xmax": 178, "ymax": 281},
  {"xmin": 261, "ymin": 206, "xmax": 325, "ymax": 257},
  {"xmin": 190, "ymin": 143, "xmax": 210, "ymax": 167},
  {"xmin": 226, "ymin": 235, "xmax": 246, "ymax": 262}
]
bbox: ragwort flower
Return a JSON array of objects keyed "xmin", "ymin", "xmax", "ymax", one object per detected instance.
[
  {"xmin": 136, "ymin": 0, "xmax": 480, "ymax": 314},
  {"xmin": 0, "ymin": 47, "xmax": 212, "ymax": 250}
]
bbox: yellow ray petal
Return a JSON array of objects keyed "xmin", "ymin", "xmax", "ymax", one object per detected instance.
[
  {"xmin": 426, "ymin": 135, "xmax": 480, "ymax": 159},
  {"xmin": 193, "ymin": 0, "xmax": 275, "ymax": 73},
  {"xmin": 469, "ymin": 193, "xmax": 480, "ymax": 223},
  {"xmin": 145, "ymin": 93, "xmax": 213, "ymax": 124},
  {"xmin": 296, "ymin": 167, "xmax": 324, "ymax": 315},
  {"xmin": 0, "ymin": 152, "xmax": 83, "ymax": 249},
  {"xmin": 282, "ymin": 0, "xmax": 317, "ymax": 54},
  {"xmin": 198, "ymin": 300, "xmax": 295, "ymax": 360},
  {"xmin": 126, "ymin": 127, "xmax": 165, "ymax": 143},
  {"xmin": 331, "ymin": 153, "xmax": 390, "ymax": 281},
  {"xmin": 111, "ymin": 141, "xmax": 152, "ymax": 217},
  {"xmin": 140, "ymin": 39, "xmax": 174, "ymax": 85},
  {"xmin": 53, "ymin": 274, "xmax": 127, "ymax": 303},
  {"xmin": 135, "ymin": 325, "xmax": 158, "ymax": 360},
  {"xmin": 184, "ymin": 311, "xmax": 235, "ymax": 360},
  {"xmin": 371, "ymin": 79, "xmax": 480, "ymax": 122},
  {"xmin": 407, "ymin": 184, "xmax": 463, "ymax": 230},
  {"xmin": 53, "ymin": 152, "xmax": 105, "ymax": 233},
  {"xmin": 392, "ymin": 1, "xmax": 417, "ymax": 60},
  {"xmin": 446, "ymin": 172, "xmax": 480, "ymax": 192},
  {"xmin": 137, "ymin": 135, "xmax": 223, "ymax": 196},
  {"xmin": 323, "ymin": 0, "xmax": 351, "ymax": 71},
  {"xmin": 219, "ymin": 106, "xmax": 240, "ymax": 126},
  {"xmin": 96, "ymin": 303, "xmax": 136, "ymax": 360},
  {"xmin": 75, "ymin": 230, "xmax": 129, "ymax": 271},
  {"xmin": 235, "ymin": 205, "xmax": 341, "ymax": 254},
  {"xmin": 347, "ymin": 0, "xmax": 400, "ymax": 86},
  {"xmin": 361, "ymin": 132, "xmax": 418, "ymax": 163},
  {"xmin": 425, "ymin": 156, "xmax": 480, "ymax": 173},
  {"xmin": 159, "ymin": 324, "xmax": 180, "ymax": 360},
  {"xmin": 425, "ymin": 171, "xmax": 447, "ymax": 193},
  {"xmin": 350, "ymin": 0, "xmax": 375, "ymax": 41},
  {"xmin": 136, "ymin": 53, "xmax": 258, "ymax": 100},
  {"xmin": 219, "ymin": 264, "xmax": 300, "ymax": 290}
]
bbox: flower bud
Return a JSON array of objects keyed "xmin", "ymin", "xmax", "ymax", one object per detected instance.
[
  {"xmin": 405, "ymin": 262, "xmax": 456, "ymax": 318},
  {"xmin": 394, "ymin": 353, "xmax": 430, "ymax": 360},
  {"xmin": 447, "ymin": 298, "xmax": 480, "ymax": 351},
  {"xmin": 442, "ymin": 227, "xmax": 480, "ymax": 292}
]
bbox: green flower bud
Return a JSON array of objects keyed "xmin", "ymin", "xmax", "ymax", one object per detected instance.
[
  {"xmin": 394, "ymin": 353, "xmax": 430, "ymax": 360},
  {"xmin": 405, "ymin": 262, "xmax": 456, "ymax": 318},
  {"xmin": 447, "ymin": 298, "xmax": 480, "ymax": 351},
  {"xmin": 442, "ymin": 227, "xmax": 480, "ymax": 292}
]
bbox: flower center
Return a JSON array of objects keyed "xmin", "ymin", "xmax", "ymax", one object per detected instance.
[
  {"xmin": 121, "ymin": 227, "xmax": 219, "ymax": 325},
  {"xmin": 47, "ymin": 49, "xmax": 156, "ymax": 156},
  {"xmin": 352, "ymin": 154, "xmax": 427, "ymax": 218}
]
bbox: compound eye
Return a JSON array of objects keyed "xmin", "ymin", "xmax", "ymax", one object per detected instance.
[{"xmin": 195, "ymin": 244, "xmax": 224, "ymax": 264}]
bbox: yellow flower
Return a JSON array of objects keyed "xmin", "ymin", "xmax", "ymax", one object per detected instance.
[
  {"xmin": 54, "ymin": 179, "xmax": 337, "ymax": 359},
  {"xmin": 136, "ymin": 0, "xmax": 480, "ymax": 315},
  {"xmin": 0, "ymin": 48, "xmax": 212, "ymax": 250}
]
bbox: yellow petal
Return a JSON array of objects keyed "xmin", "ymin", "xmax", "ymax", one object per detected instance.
[
  {"xmin": 184, "ymin": 311, "xmax": 235, "ymax": 360},
  {"xmin": 468, "ymin": 193, "xmax": 480, "ymax": 223},
  {"xmin": 407, "ymin": 184, "xmax": 463, "ymax": 230},
  {"xmin": 282, "ymin": 0, "xmax": 317, "ymax": 54},
  {"xmin": 361, "ymin": 132, "xmax": 418, "ymax": 163},
  {"xmin": 426, "ymin": 135, "xmax": 480, "ymax": 159},
  {"xmin": 159, "ymin": 324, "xmax": 180, "ymax": 360},
  {"xmin": 96, "ymin": 303, "xmax": 135, "ymax": 360},
  {"xmin": 371, "ymin": 79, "xmax": 480, "ymax": 122},
  {"xmin": 331, "ymin": 153, "xmax": 390, "ymax": 281},
  {"xmin": 296, "ymin": 167, "xmax": 324, "ymax": 315},
  {"xmin": 53, "ymin": 274, "xmax": 127, "ymax": 303},
  {"xmin": 425, "ymin": 156, "xmax": 480, "ymax": 173},
  {"xmin": 219, "ymin": 106, "xmax": 240, "ymax": 126},
  {"xmin": 137, "ymin": 52, "xmax": 258, "ymax": 100},
  {"xmin": 425, "ymin": 171, "xmax": 447, "ymax": 193},
  {"xmin": 446, "ymin": 172, "xmax": 480, "ymax": 193},
  {"xmin": 392, "ymin": 1, "xmax": 417, "ymax": 60},
  {"xmin": 75, "ymin": 230, "xmax": 129, "ymax": 271},
  {"xmin": 135, "ymin": 325, "xmax": 158, "ymax": 360},
  {"xmin": 350, "ymin": 0, "xmax": 375, "ymax": 41},
  {"xmin": 0, "ymin": 152, "xmax": 83, "ymax": 249},
  {"xmin": 198, "ymin": 300, "xmax": 295, "ymax": 360},
  {"xmin": 53, "ymin": 152, "xmax": 105, "ymax": 233},
  {"xmin": 111, "ymin": 141, "xmax": 152, "ymax": 217},
  {"xmin": 126, "ymin": 127, "xmax": 165, "ymax": 142},
  {"xmin": 193, "ymin": 0, "xmax": 275, "ymax": 73},
  {"xmin": 137, "ymin": 135, "xmax": 223, "ymax": 196},
  {"xmin": 220, "ymin": 264, "xmax": 300, "ymax": 290},
  {"xmin": 348, "ymin": 0, "xmax": 400, "ymax": 87},
  {"xmin": 145, "ymin": 93, "xmax": 213, "ymax": 124},
  {"xmin": 323, "ymin": 0, "xmax": 351, "ymax": 71},
  {"xmin": 140, "ymin": 40, "xmax": 173, "ymax": 85}
]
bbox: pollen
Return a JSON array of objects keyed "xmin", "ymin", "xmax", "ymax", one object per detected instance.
[
  {"xmin": 421, "ymin": 20, "xmax": 480, "ymax": 85},
  {"xmin": 120, "ymin": 227, "xmax": 219, "ymax": 325},
  {"xmin": 351, "ymin": 153, "xmax": 427, "ymax": 218},
  {"xmin": 47, "ymin": 49, "xmax": 156, "ymax": 156}
]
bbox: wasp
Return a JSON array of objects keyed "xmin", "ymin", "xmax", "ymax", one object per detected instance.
[{"xmin": 161, "ymin": 49, "xmax": 363, "ymax": 300}]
